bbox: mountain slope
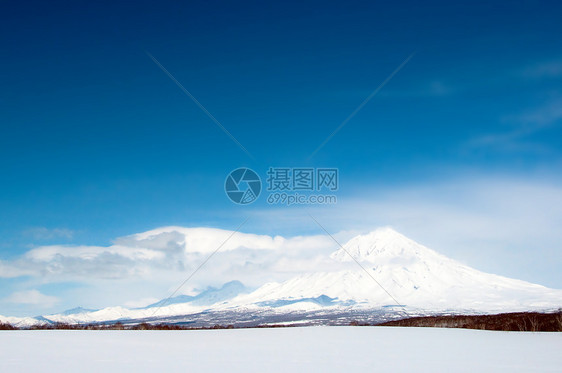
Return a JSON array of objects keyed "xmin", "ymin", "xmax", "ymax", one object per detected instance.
[{"xmin": 143, "ymin": 281, "xmax": 247, "ymax": 308}]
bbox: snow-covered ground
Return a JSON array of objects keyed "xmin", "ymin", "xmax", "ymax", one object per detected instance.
[{"xmin": 0, "ymin": 327, "xmax": 560, "ymax": 372}]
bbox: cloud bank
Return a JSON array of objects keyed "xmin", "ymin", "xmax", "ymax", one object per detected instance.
[
  {"xmin": 0, "ymin": 228, "xmax": 337, "ymax": 286},
  {"xmin": 5, "ymin": 290, "xmax": 59, "ymax": 308}
]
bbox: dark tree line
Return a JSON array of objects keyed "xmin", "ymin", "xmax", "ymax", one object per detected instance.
[{"xmin": 376, "ymin": 310, "xmax": 562, "ymax": 332}]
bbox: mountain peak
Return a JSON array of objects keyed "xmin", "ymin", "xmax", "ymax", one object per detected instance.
[
  {"xmin": 330, "ymin": 227, "xmax": 433, "ymax": 262},
  {"xmin": 143, "ymin": 280, "xmax": 248, "ymax": 309},
  {"xmin": 60, "ymin": 307, "xmax": 97, "ymax": 316}
]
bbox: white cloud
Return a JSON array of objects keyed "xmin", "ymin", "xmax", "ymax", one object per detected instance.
[
  {"xmin": 0, "ymin": 228, "xmax": 336, "ymax": 288},
  {"xmin": 5, "ymin": 290, "xmax": 59, "ymax": 308},
  {"xmin": 117, "ymin": 227, "xmax": 286, "ymax": 253}
]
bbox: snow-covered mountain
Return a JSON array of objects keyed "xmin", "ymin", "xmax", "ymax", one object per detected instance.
[
  {"xmin": 2, "ymin": 228, "xmax": 561, "ymax": 327},
  {"xmin": 235, "ymin": 228, "xmax": 561, "ymax": 313}
]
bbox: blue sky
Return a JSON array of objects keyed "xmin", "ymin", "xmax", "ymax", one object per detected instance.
[{"xmin": 1, "ymin": 0, "xmax": 562, "ymax": 315}]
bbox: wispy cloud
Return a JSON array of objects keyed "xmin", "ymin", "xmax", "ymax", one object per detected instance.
[
  {"xmin": 377, "ymin": 79, "xmax": 457, "ymax": 98},
  {"xmin": 469, "ymin": 97, "xmax": 562, "ymax": 150},
  {"xmin": 22, "ymin": 227, "xmax": 74, "ymax": 241},
  {"xmin": 5, "ymin": 290, "xmax": 59, "ymax": 308},
  {"xmin": 505, "ymin": 99, "xmax": 562, "ymax": 126},
  {"xmin": 520, "ymin": 60, "xmax": 562, "ymax": 79}
]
